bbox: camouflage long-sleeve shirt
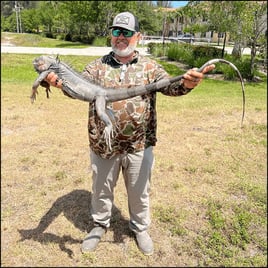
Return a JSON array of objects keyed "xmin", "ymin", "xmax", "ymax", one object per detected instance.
[{"xmin": 82, "ymin": 51, "xmax": 192, "ymax": 159}]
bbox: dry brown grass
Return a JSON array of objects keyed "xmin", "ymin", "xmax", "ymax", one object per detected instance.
[{"xmin": 1, "ymin": 53, "xmax": 267, "ymax": 267}]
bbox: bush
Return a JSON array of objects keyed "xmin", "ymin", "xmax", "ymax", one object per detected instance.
[
  {"xmin": 217, "ymin": 55, "xmax": 254, "ymax": 80},
  {"xmin": 167, "ymin": 43, "xmax": 194, "ymax": 66},
  {"xmin": 147, "ymin": 42, "xmax": 159, "ymax": 54},
  {"xmin": 80, "ymin": 34, "xmax": 94, "ymax": 44},
  {"xmin": 41, "ymin": 32, "xmax": 56, "ymax": 39},
  {"xmin": 236, "ymin": 58, "xmax": 255, "ymax": 80},
  {"xmin": 192, "ymin": 57, "xmax": 212, "ymax": 70},
  {"xmin": 68, "ymin": 34, "xmax": 95, "ymax": 44},
  {"xmin": 191, "ymin": 46, "xmax": 225, "ymax": 70},
  {"xmin": 71, "ymin": 34, "xmax": 81, "ymax": 42},
  {"xmin": 149, "ymin": 42, "xmax": 258, "ymax": 81},
  {"xmin": 106, "ymin": 36, "xmax": 111, "ymax": 46},
  {"xmin": 64, "ymin": 33, "xmax": 72, "ymax": 41},
  {"xmin": 192, "ymin": 45, "xmax": 222, "ymax": 58},
  {"xmin": 92, "ymin": 36, "xmax": 108, "ymax": 46},
  {"xmin": 145, "ymin": 42, "xmax": 164, "ymax": 57}
]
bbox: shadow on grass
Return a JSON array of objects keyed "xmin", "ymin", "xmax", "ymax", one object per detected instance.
[{"xmin": 18, "ymin": 189, "xmax": 130, "ymax": 258}]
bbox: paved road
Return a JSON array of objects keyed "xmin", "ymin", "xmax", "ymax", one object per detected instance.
[
  {"xmin": 1, "ymin": 41, "xmax": 252, "ymax": 56},
  {"xmin": 1, "ymin": 45, "xmax": 150, "ymax": 56},
  {"xmin": 217, "ymin": 46, "xmax": 251, "ymax": 55},
  {"xmin": 1, "ymin": 43, "xmax": 251, "ymax": 56}
]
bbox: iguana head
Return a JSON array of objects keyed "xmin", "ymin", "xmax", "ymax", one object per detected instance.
[{"xmin": 33, "ymin": 55, "xmax": 59, "ymax": 73}]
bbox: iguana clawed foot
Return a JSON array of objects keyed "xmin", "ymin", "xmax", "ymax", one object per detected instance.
[{"xmin": 104, "ymin": 125, "xmax": 114, "ymax": 151}]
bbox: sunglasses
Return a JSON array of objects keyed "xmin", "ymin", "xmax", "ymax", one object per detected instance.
[{"xmin": 111, "ymin": 28, "xmax": 135, "ymax": 38}]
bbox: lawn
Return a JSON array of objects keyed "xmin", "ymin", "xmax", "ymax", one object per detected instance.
[{"xmin": 1, "ymin": 50, "xmax": 267, "ymax": 267}]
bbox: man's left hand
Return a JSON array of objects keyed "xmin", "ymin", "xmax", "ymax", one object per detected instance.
[{"xmin": 182, "ymin": 64, "xmax": 215, "ymax": 89}]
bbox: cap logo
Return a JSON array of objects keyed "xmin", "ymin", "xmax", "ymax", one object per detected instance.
[{"xmin": 116, "ymin": 15, "xmax": 130, "ymax": 26}]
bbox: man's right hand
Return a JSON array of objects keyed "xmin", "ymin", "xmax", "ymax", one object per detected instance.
[{"xmin": 45, "ymin": 72, "xmax": 63, "ymax": 89}]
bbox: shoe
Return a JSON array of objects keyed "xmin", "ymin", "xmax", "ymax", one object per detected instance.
[
  {"xmin": 81, "ymin": 226, "xmax": 106, "ymax": 253},
  {"xmin": 135, "ymin": 231, "xmax": 154, "ymax": 256}
]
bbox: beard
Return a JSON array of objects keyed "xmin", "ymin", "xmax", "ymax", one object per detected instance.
[{"xmin": 112, "ymin": 42, "xmax": 137, "ymax": 57}]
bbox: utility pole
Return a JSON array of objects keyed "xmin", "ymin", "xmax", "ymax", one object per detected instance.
[{"xmin": 15, "ymin": 1, "xmax": 22, "ymax": 33}]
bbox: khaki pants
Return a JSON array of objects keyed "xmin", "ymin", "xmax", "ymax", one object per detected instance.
[{"xmin": 90, "ymin": 146, "xmax": 154, "ymax": 232}]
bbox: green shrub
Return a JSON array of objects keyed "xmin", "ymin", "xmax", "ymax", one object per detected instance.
[
  {"xmin": 64, "ymin": 33, "xmax": 72, "ymax": 42},
  {"xmin": 106, "ymin": 36, "xmax": 111, "ymax": 46},
  {"xmin": 147, "ymin": 42, "xmax": 168, "ymax": 57},
  {"xmin": 41, "ymin": 31, "xmax": 56, "ymax": 39},
  {"xmin": 92, "ymin": 37, "xmax": 108, "ymax": 46},
  {"xmin": 236, "ymin": 58, "xmax": 255, "ymax": 80},
  {"xmin": 149, "ymin": 42, "xmax": 259, "ymax": 81},
  {"xmin": 147, "ymin": 42, "xmax": 157, "ymax": 54},
  {"xmin": 217, "ymin": 55, "xmax": 254, "ymax": 80},
  {"xmin": 192, "ymin": 56, "xmax": 212, "ymax": 70},
  {"xmin": 167, "ymin": 43, "xmax": 180, "ymax": 59},
  {"xmin": 56, "ymin": 34, "xmax": 66, "ymax": 41},
  {"xmin": 167, "ymin": 43, "xmax": 194, "ymax": 65},
  {"xmin": 70, "ymin": 34, "xmax": 95, "ymax": 44},
  {"xmin": 71, "ymin": 34, "xmax": 81, "ymax": 42},
  {"xmin": 192, "ymin": 45, "xmax": 222, "ymax": 58},
  {"xmin": 167, "ymin": 44, "xmax": 223, "ymax": 68}
]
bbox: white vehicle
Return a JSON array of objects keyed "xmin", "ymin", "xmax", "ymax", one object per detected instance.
[{"xmin": 176, "ymin": 34, "xmax": 194, "ymax": 44}]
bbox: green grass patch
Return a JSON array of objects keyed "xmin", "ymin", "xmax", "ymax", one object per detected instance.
[
  {"xmin": 153, "ymin": 205, "xmax": 187, "ymax": 236},
  {"xmin": 1, "ymin": 54, "xmax": 99, "ymax": 85},
  {"xmin": 195, "ymin": 199, "xmax": 267, "ymax": 266},
  {"xmin": 1, "ymin": 32, "xmax": 88, "ymax": 48},
  {"xmin": 155, "ymin": 59, "xmax": 186, "ymax": 76}
]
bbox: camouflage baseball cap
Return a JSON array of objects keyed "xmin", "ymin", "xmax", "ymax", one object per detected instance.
[{"xmin": 109, "ymin": 12, "xmax": 140, "ymax": 32}]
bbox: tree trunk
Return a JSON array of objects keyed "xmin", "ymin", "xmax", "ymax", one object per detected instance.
[
  {"xmin": 221, "ymin": 32, "xmax": 227, "ymax": 58},
  {"xmin": 250, "ymin": 42, "xmax": 257, "ymax": 80},
  {"xmin": 232, "ymin": 41, "xmax": 242, "ymax": 58},
  {"xmin": 162, "ymin": 13, "xmax": 166, "ymax": 46}
]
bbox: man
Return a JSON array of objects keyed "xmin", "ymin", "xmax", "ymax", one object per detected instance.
[{"xmin": 45, "ymin": 11, "xmax": 215, "ymax": 255}]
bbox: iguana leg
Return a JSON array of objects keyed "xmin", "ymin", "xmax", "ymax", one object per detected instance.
[
  {"xmin": 31, "ymin": 70, "xmax": 51, "ymax": 103},
  {"xmin": 95, "ymin": 95, "xmax": 114, "ymax": 150},
  {"xmin": 40, "ymin": 80, "xmax": 51, "ymax": 99}
]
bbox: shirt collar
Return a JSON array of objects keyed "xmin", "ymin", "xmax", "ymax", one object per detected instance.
[{"xmin": 110, "ymin": 50, "xmax": 139, "ymax": 65}]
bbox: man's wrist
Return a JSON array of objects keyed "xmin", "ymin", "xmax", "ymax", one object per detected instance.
[{"xmin": 179, "ymin": 79, "xmax": 193, "ymax": 92}]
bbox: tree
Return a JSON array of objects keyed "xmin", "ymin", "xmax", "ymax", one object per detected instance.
[
  {"xmin": 20, "ymin": 8, "xmax": 42, "ymax": 33},
  {"xmin": 202, "ymin": 1, "xmax": 234, "ymax": 58},
  {"xmin": 241, "ymin": 1, "xmax": 267, "ymax": 79},
  {"xmin": 37, "ymin": 1, "xmax": 59, "ymax": 34},
  {"xmin": 172, "ymin": 8, "xmax": 186, "ymax": 36},
  {"xmin": 134, "ymin": 1, "xmax": 162, "ymax": 35},
  {"xmin": 1, "ymin": 1, "xmax": 14, "ymax": 17},
  {"xmin": 156, "ymin": 1, "xmax": 172, "ymax": 8},
  {"xmin": 1, "ymin": 1, "xmax": 163, "ymax": 36},
  {"xmin": 207, "ymin": 1, "xmax": 267, "ymax": 79}
]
